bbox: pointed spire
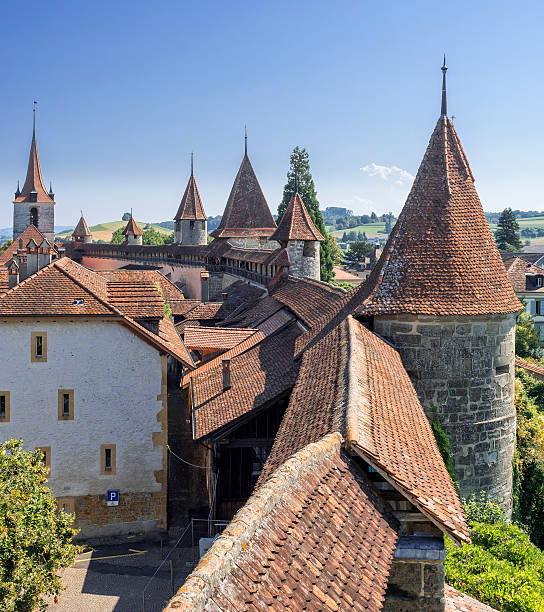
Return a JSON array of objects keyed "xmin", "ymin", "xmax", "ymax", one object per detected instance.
[
  {"xmin": 244, "ymin": 125, "xmax": 248, "ymax": 156},
  {"xmin": 48, "ymin": 181, "xmax": 54, "ymax": 196},
  {"xmin": 271, "ymin": 192, "xmax": 324, "ymax": 243},
  {"xmin": 441, "ymin": 55, "xmax": 447, "ymax": 117},
  {"xmin": 191, "ymin": 151, "xmax": 194, "ymax": 177},
  {"xmin": 174, "ymin": 160, "xmax": 207, "ymax": 221},
  {"xmin": 15, "ymin": 106, "xmax": 53, "ymax": 204},
  {"xmin": 15, "ymin": 181, "xmax": 20, "ymax": 198}
]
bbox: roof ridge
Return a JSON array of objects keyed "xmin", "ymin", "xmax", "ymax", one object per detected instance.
[
  {"xmin": 0, "ymin": 257, "xmax": 58, "ymax": 298},
  {"xmin": 166, "ymin": 432, "xmax": 343, "ymax": 611}
]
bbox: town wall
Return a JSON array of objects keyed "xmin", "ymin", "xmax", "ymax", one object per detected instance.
[
  {"xmin": 0, "ymin": 319, "xmax": 166, "ymax": 537},
  {"xmin": 374, "ymin": 313, "xmax": 516, "ymax": 510},
  {"xmin": 180, "ymin": 219, "xmax": 207, "ymax": 246},
  {"xmin": 13, "ymin": 202, "xmax": 55, "ymax": 243},
  {"xmin": 228, "ymin": 237, "xmax": 280, "ymax": 250}
]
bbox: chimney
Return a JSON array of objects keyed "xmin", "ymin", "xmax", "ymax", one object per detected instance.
[
  {"xmin": 26, "ymin": 239, "xmax": 38, "ymax": 276},
  {"xmin": 7, "ymin": 259, "xmax": 19, "ymax": 289},
  {"xmin": 222, "ymin": 358, "xmax": 231, "ymax": 390},
  {"xmin": 200, "ymin": 271, "xmax": 210, "ymax": 302},
  {"xmin": 38, "ymin": 240, "xmax": 52, "ymax": 270},
  {"xmin": 16, "ymin": 249, "xmax": 28, "ymax": 281}
]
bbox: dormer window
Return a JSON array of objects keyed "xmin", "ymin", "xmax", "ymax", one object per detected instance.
[{"xmin": 538, "ymin": 277, "xmax": 543, "ymax": 288}]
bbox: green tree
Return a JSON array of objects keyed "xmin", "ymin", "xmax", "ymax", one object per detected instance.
[
  {"xmin": 516, "ymin": 311, "xmax": 542, "ymax": 358},
  {"xmin": 121, "ymin": 212, "xmax": 131, "ymax": 221},
  {"xmin": 110, "ymin": 227, "xmax": 125, "ymax": 244},
  {"xmin": 344, "ymin": 241, "xmax": 373, "ymax": 267},
  {"xmin": 278, "ymin": 147, "xmax": 334, "ymax": 282},
  {"xmin": 143, "ymin": 229, "xmax": 172, "ymax": 245},
  {"xmin": 496, "ymin": 207, "xmax": 523, "ymax": 251},
  {"xmin": 0, "ymin": 439, "xmax": 80, "ymax": 611},
  {"xmin": 0, "ymin": 240, "xmax": 13, "ymax": 255},
  {"xmin": 327, "ymin": 234, "xmax": 344, "ymax": 265}
]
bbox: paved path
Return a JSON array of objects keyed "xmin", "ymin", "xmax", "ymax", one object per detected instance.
[{"xmin": 48, "ymin": 537, "xmax": 191, "ymax": 612}]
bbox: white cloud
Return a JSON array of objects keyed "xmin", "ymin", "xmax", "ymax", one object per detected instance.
[{"xmin": 360, "ymin": 163, "xmax": 414, "ymax": 184}]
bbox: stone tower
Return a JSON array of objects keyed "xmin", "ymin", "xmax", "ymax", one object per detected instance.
[
  {"xmin": 357, "ymin": 60, "xmax": 522, "ymax": 511},
  {"xmin": 13, "ymin": 111, "xmax": 55, "ymax": 243},
  {"xmin": 174, "ymin": 154, "xmax": 207, "ymax": 245},
  {"xmin": 270, "ymin": 191, "xmax": 323, "ymax": 280},
  {"xmin": 122, "ymin": 216, "xmax": 143, "ymax": 245},
  {"xmin": 211, "ymin": 133, "xmax": 277, "ymax": 250},
  {"xmin": 71, "ymin": 214, "xmax": 92, "ymax": 244}
]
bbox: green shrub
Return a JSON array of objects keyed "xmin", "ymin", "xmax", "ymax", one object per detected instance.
[
  {"xmin": 463, "ymin": 491, "xmax": 507, "ymax": 526},
  {"xmin": 428, "ymin": 403, "xmax": 458, "ymax": 490}
]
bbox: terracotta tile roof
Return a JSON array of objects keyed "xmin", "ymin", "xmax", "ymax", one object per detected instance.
[
  {"xmin": 71, "ymin": 216, "xmax": 91, "ymax": 237},
  {"xmin": 262, "ymin": 315, "xmax": 469, "ymax": 544},
  {"xmin": 445, "ymin": 585, "xmax": 498, "ymax": 612},
  {"xmin": 105, "ymin": 281, "xmax": 164, "ymax": 318},
  {"xmin": 184, "ymin": 330, "xmax": 265, "ymax": 381},
  {"xmin": 183, "ymin": 301, "xmax": 238, "ymax": 321},
  {"xmin": 171, "ymin": 299, "xmax": 201, "ymax": 316},
  {"xmin": 165, "ymin": 433, "xmax": 399, "ymax": 612},
  {"xmin": 0, "ymin": 269, "xmax": 9, "ymax": 293},
  {"xmin": 334, "ymin": 266, "xmax": 364, "ymax": 281},
  {"xmin": 270, "ymin": 275, "xmax": 347, "ymax": 328},
  {"xmin": 0, "ymin": 226, "xmax": 55, "ymax": 266},
  {"xmin": 357, "ymin": 116, "xmax": 522, "ymax": 316},
  {"xmin": 14, "ymin": 132, "xmax": 54, "ymax": 204},
  {"xmin": 0, "ymin": 257, "xmax": 194, "ymax": 368},
  {"xmin": 515, "ymin": 357, "xmax": 544, "ymax": 378},
  {"xmin": 97, "ymin": 268, "xmax": 186, "ymax": 301},
  {"xmin": 221, "ymin": 295, "xmax": 284, "ymax": 328},
  {"xmin": 503, "ymin": 256, "xmax": 544, "ymax": 292},
  {"xmin": 256, "ymin": 308, "xmax": 296, "ymax": 336},
  {"xmin": 211, "ymin": 154, "xmax": 277, "ymax": 239},
  {"xmin": 174, "ymin": 173, "xmax": 207, "ymax": 220},
  {"xmin": 271, "ymin": 192, "xmax": 324, "ymax": 242},
  {"xmin": 191, "ymin": 322, "xmax": 301, "ymax": 439},
  {"xmin": 123, "ymin": 217, "xmax": 143, "ymax": 236},
  {"xmin": 183, "ymin": 326, "xmax": 260, "ymax": 351}
]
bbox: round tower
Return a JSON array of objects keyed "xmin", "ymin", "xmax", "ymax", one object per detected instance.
[
  {"xmin": 358, "ymin": 60, "xmax": 522, "ymax": 512},
  {"xmin": 270, "ymin": 191, "xmax": 323, "ymax": 280},
  {"xmin": 71, "ymin": 214, "xmax": 92, "ymax": 244},
  {"xmin": 13, "ymin": 109, "xmax": 55, "ymax": 244},
  {"xmin": 122, "ymin": 216, "xmax": 143, "ymax": 246},
  {"xmin": 174, "ymin": 154, "xmax": 207, "ymax": 245}
]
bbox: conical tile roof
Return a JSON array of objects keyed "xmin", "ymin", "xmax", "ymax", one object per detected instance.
[
  {"xmin": 15, "ymin": 126, "xmax": 54, "ymax": 204},
  {"xmin": 72, "ymin": 216, "xmax": 91, "ymax": 238},
  {"xmin": 211, "ymin": 154, "xmax": 276, "ymax": 238},
  {"xmin": 174, "ymin": 174, "xmax": 207, "ymax": 221},
  {"xmin": 358, "ymin": 115, "xmax": 522, "ymax": 316},
  {"xmin": 271, "ymin": 192, "xmax": 324, "ymax": 242},
  {"xmin": 123, "ymin": 217, "xmax": 143, "ymax": 236}
]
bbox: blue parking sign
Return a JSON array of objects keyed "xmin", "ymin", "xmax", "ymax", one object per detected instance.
[{"xmin": 107, "ymin": 490, "xmax": 119, "ymax": 507}]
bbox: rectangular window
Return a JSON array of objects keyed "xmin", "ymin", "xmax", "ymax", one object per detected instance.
[
  {"xmin": 57, "ymin": 390, "xmax": 74, "ymax": 420},
  {"xmin": 31, "ymin": 332, "xmax": 47, "ymax": 362},
  {"xmin": 57, "ymin": 497, "xmax": 75, "ymax": 515},
  {"xmin": 0, "ymin": 392, "xmax": 9, "ymax": 421},
  {"xmin": 537, "ymin": 301, "xmax": 542, "ymax": 316},
  {"xmin": 100, "ymin": 444, "xmax": 116, "ymax": 475},
  {"xmin": 35, "ymin": 446, "xmax": 51, "ymax": 474}
]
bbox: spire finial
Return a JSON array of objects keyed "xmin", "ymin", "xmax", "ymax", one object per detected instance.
[
  {"xmin": 81, "ymin": 209, "xmax": 83, "ymax": 218},
  {"xmin": 130, "ymin": 207, "xmax": 133, "ymax": 219},
  {"xmin": 49, "ymin": 181, "xmax": 53, "ymax": 194},
  {"xmin": 294, "ymin": 167, "xmax": 299, "ymax": 195},
  {"xmin": 32, "ymin": 100, "xmax": 37, "ymax": 141},
  {"xmin": 244, "ymin": 125, "xmax": 247, "ymax": 156},
  {"xmin": 191, "ymin": 151, "xmax": 194, "ymax": 176},
  {"xmin": 441, "ymin": 55, "xmax": 447, "ymax": 117}
]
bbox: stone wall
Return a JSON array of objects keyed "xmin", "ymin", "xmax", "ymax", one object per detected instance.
[
  {"xmin": 286, "ymin": 240, "xmax": 320, "ymax": 280},
  {"xmin": 228, "ymin": 237, "xmax": 280, "ymax": 250},
  {"xmin": 179, "ymin": 219, "xmax": 207, "ymax": 246},
  {"xmin": 13, "ymin": 202, "xmax": 55, "ymax": 243},
  {"xmin": 374, "ymin": 314, "xmax": 516, "ymax": 510}
]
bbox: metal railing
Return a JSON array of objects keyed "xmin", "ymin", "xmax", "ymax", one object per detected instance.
[{"xmin": 141, "ymin": 518, "xmax": 229, "ymax": 612}]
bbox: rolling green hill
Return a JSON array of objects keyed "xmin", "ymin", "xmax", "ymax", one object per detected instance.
[{"xmin": 55, "ymin": 220, "xmax": 172, "ymax": 242}]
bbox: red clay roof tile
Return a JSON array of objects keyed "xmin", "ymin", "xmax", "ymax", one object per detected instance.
[
  {"xmin": 14, "ymin": 132, "xmax": 54, "ymax": 204},
  {"xmin": 271, "ymin": 192, "xmax": 324, "ymax": 242},
  {"xmin": 174, "ymin": 174, "xmax": 207, "ymax": 221},
  {"xmin": 0, "ymin": 226, "xmax": 55, "ymax": 266},
  {"xmin": 71, "ymin": 216, "xmax": 91, "ymax": 237},
  {"xmin": 184, "ymin": 326, "xmax": 260, "ymax": 351},
  {"xmin": 358, "ymin": 116, "xmax": 522, "ymax": 316},
  {"xmin": 123, "ymin": 217, "xmax": 143, "ymax": 236}
]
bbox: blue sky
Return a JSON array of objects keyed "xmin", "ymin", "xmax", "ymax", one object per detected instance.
[{"xmin": 1, "ymin": 0, "xmax": 543, "ymax": 227}]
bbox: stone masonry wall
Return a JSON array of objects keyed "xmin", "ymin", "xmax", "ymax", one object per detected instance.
[
  {"xmin": 374, "ymin": 314, "xmax": 516, "ymax": 511},
  {"xmin": 286, "ymin": 240, "xmax": 320, "ymax": 280},
  {"xmin": 228, "ymin": 237, "xmax": 280, "ymax": 250},
  {"xmin": 181, "ymin": 219, "xmax": 207, "ymax": 246},
  {"xmin": 13, "ymin": 202, "xmax": 55, "ymax": 243}
]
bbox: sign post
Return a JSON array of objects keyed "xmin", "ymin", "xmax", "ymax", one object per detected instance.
[{"xmin": 107, "ymin": 490, "xmax": 119, "ymax": 507}]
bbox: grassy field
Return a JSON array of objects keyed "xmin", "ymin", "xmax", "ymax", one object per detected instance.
[
  {"xmin": 56, "ymin": 220, "xmax": 172, "ymax": 242},
  {"xmin": 328, "ymin": 222, "xmax": 387, "ymax": 238}
]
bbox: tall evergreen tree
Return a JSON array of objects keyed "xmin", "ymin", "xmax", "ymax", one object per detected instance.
[
  {"xmin": 278, "ymin": 147, "xmax": 334, "ymax": 281},
  {"xmin": 495, "ymin": 207, "xmax": 523, "ymax": 251}
]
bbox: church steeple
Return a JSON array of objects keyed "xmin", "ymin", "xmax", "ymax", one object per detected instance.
[
  {"xmin": 15, "ymin": 107, "xmax": 54, "ymax": 204},
  {"xmin": 441, "ymin": 55, "xmax": 448, "ymax": 117}
]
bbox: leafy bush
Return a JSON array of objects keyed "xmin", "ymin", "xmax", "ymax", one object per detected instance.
[
  {"xmin": 463, "ymin": 491, "xmax": 507, "ymax": 526},
  {"xmin": 428, "ymin": 404, "xmax": 458, "ymax": 490}
]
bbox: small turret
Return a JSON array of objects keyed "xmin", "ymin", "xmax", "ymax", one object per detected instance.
[
  {"xmin": 122, "ymin": 214, "xmax": 143, "ymax": 246},
  {"xmin": 71, "ymin": 214, "xmax": 92, "ymax": 244},
  {"xmin": 270, "ymin": 183, "xmax": 323, "ymax": 280},
  {"xmin": 174, "ymin": 153, "xmax": 208, "ymax": 245}
]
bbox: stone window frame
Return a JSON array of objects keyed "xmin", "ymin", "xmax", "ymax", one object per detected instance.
[
  {"xmin": 100, "ymin": 444, "xmax": 116, "ymax": 475},
  {"xmin": 58, "ymin": 389, "xmax": 74, "ymax": 420},
  {"xmin": 57, "ymin": 497, "xmax": 75, "ymax": 515},
  {"xmin": 0, "ymin": 391, "xmax": 10, "ymax": 422},
  {"xmin": 31, "ymin": 331, "xmax": 47, "ymax": 363},
  {"xmin": 35, "ymin": 446, "xmax": 51, "ymax": 474}
]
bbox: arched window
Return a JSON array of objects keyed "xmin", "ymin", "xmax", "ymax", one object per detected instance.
[{"xmin": 30, "ymin": 207, "xmax": 38, "ymax": 227}]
